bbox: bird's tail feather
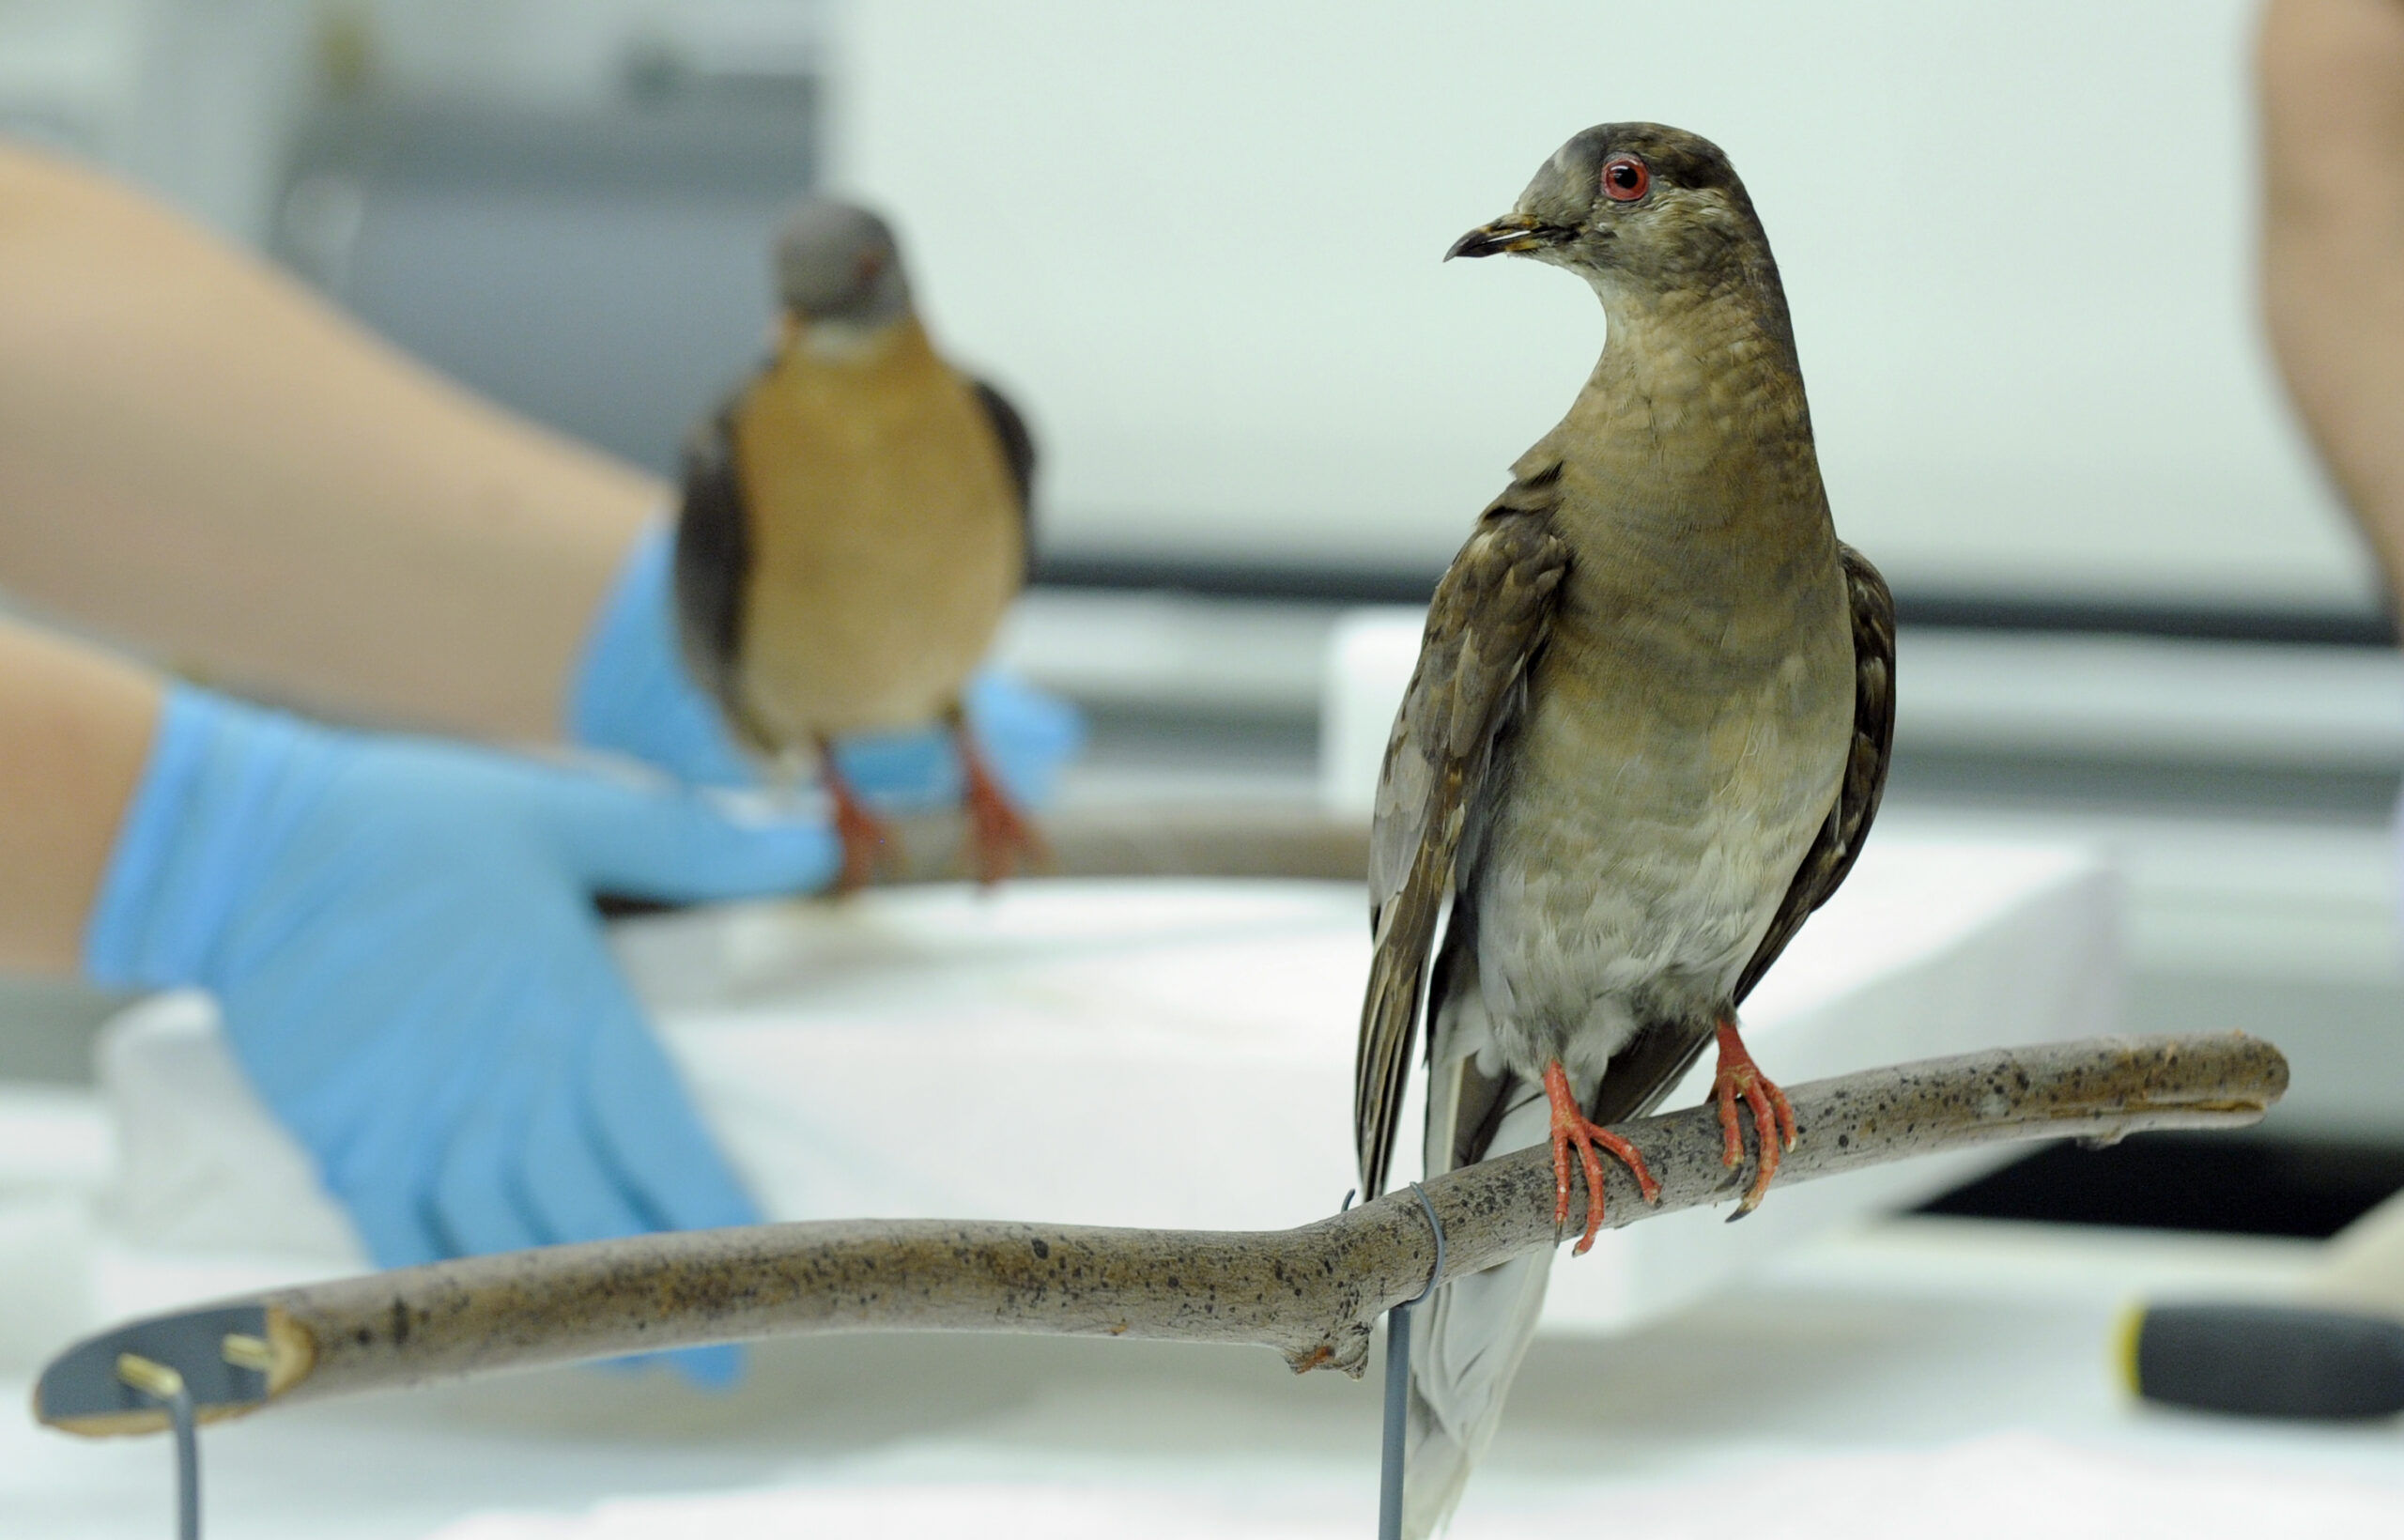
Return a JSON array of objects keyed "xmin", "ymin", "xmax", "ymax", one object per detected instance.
[
  {"xmin": 1404, "ymin": 1240, "xmax": 1551, "ymax": 1539},
  {"xmin": 1403, "ymin": 1022, "xmax": 1555, "ymax": 1540}
]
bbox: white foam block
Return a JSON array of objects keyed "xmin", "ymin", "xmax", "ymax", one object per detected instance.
[
  {"xmin": 96, "ymin": 839, "xmax": 2115, "ymax": 1335},
  {"xmin": 1318, "ymin": 607, "xmax": 1425, "ymax": 818}
]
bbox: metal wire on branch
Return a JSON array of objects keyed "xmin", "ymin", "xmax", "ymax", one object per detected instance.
[{"xmin": 38, "ymin": 1031, "xmax": 2287, "ymax": 1438}]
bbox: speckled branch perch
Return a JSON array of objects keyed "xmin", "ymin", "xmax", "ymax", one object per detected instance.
[
  {"xmin": 903, "ymin": 801, "xmax": 1375, "ymax": 884},
  {"xmin": 592, "ymin": 805, "xmax": 1375, "ymax": 925},
  {"xmin": 37, "ymin": 1032, "xmax": 2285, "ymax": 1437}
]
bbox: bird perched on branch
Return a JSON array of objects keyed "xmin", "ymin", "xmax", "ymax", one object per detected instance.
[
  {"xmin": 673, "ymin": 200, "xmax": 1042, "ymax": 888},
  {"xmin": 1352, "ymin": 123, "xmax": 1894, "ymax": 1536}
]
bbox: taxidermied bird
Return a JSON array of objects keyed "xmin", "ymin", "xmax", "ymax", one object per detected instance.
[
  {"xmin": 674, "ymin": 199, "xmax": 1041, "ymax": 887},
  {"xmin": 1352, "ymin": 124, "xmax": 1894, "ymax": 1536}
]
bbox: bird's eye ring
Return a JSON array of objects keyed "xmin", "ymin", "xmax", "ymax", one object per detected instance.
[{"xmin": 1600, "ymin": 156, "xmax": 1649, "ymax": 203}]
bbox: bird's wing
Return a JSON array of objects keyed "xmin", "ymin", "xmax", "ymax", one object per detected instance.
[
  {"xmin": 670, "ymin": 390, "xmax": 757, "ymax": 746},
  {"xmin": 968, "ymin": 377, "xmax": 1038, "ymax": 578},
  {"xmin": 1731, "ymin": 541, "xmax": 1897, "ymax": 1006},
  {"xmin": 1355, "ymin": 488, "xmax": 1570, "ymax": 1198}
]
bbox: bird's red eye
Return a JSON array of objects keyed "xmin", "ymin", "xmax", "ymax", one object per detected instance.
[{"xmin": 1601, "ymin": 156, "xmax": 1649, "ymax": 202}]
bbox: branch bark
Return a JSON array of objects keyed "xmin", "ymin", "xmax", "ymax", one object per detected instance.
[
  {"xmin": 597, "ymin": 804, "xmax": 1375, "ymax": 924},
  {"xmin": 934, "ymin": 801, "xmax": 1374, "ymax": 884},
  {"xmin": 38, "ymin": 1032, "xmax": 2286, "ymax": 1437}
]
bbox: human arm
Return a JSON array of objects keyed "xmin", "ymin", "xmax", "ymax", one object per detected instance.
[
  {"xmin": 2259, "ymin": 0, "xmax": 2404, "ymax": 603},
  {"xmin": 0, "ymin": 140, "xmax": 661, "ymax": 744},
  {"xmin": 0, "ymin": 618, "xmax": 162, "ymax": 973}
]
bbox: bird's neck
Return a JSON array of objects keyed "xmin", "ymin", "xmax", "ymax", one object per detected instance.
[
  {"xmin": 1587, "ymin": 279, "xmax": 1809, "ymax": 444},
  {"xmin": 1541, "ymin": 274, "xmax": 1835, "ymax": 611},
  {"xmin": 785, "ymin": 311, "xmax": 926, "ymax": 367},
  {"xmin": 1568, "ymin": 277, "xmax": 1824, "ymax": 523}
]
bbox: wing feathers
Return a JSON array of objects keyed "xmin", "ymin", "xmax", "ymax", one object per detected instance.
[
  {"xmin": 671, "ymin": 397, "xmax": 755, "ymax": 746},
  {"xmin": 1354, "ymin": 502, "xmax": 1569, "ymax": 1197},
  {"xmin": 967, "ymin": 377, "xmax": 1038, "ymax": 580}
]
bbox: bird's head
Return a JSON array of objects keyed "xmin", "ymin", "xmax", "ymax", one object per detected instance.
[
  {"xmin": 774, "ymin": 200, "xmax": 914, "ymax": 330},
  {"xmin": 1447, "ymin": 123, "xmax": 1771, "ymax": 300}
]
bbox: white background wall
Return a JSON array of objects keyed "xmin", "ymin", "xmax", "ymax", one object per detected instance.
[{"xmin": 836, "ymin": 0, "xmax": 2382, "ymax": 612}]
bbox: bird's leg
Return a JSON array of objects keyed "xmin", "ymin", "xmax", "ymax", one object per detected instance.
[
  {"xmin": 816, "ymin": 739, "xmax": 897, "ymax": 894},
  {"xmin": 947, "ymin": 705, "xmax": 1047, "ymax": 886},
  {"xmin": 1710, "ymin": 1018, "xmax": 1798, "ymax": 1215},
  {"xmin": 1543, "ymin": 1060, "xmax": 1660, "ymax": 1255}
]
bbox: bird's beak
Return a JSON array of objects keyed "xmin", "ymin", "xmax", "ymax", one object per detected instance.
[{"xmin": 1445, "ymin": 214, "xmax": 1561, "ymax": 261}]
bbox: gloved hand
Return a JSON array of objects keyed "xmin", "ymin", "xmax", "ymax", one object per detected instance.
[
  {"xmin": 84, "ymin": 686, "xmax": 840, "ymax": 1385},
  {"xmin": 568, "ymin": 516, "xmax": 1085, "ymax": 804}
]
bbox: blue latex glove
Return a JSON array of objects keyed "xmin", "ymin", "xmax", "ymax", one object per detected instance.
[
  {"xmin": 85, "ymin": 687, "xmax": 840, "ymax": 1386},
  {"xmin": 568, "ymin": 516, "xmax": 1085, "ymax": 804}
]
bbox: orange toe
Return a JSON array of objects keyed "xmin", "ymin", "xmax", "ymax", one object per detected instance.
[
  {"xmin": 1710, "ymin": 1019, "xmax": 1796, "ymax": 1215},
  {"xmin": 1544, "ymin": 1060, "xmax": 1660, "ymax": 1254}
]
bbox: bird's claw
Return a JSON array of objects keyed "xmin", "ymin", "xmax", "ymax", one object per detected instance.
[
  {"xmin": 957, "ymin": 732, "xmax": 1046, "ymax": 886},
  {"xmin": 1710, "ymin": 1019, "xmax": 1796, "ymax": 1216},
  {"xmin": 820, "ymin": 756, "xmax": 899, "ymax": 894},
  {"xmin": 1543, "ymin": 1060, "xmax": 1659, "ymax": 1255}
]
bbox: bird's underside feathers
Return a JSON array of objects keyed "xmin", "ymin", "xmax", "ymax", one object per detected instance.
[
  {"xmin": 1354, "ymin": 473, "xmax": 1570, "ymax": 1202},
  {"xmin": 670, "ymin": 352, "xmax": 1039, "ymax": 753}
]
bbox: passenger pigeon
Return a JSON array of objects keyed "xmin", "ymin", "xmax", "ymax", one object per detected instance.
[
  {"xmin": 1352, "ymin": 123, "xmax": 1896, "ymax": 1537},
  {"xmin": 674, "ymin": 200, "xmax": 1040, "ymax": 887}
]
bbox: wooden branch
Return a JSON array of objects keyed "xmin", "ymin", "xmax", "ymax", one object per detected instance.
[
  {"xmin": 931, "ymin": 801, "xmax": 1373, "ymax": 884},
  {"xmin": 597, "ymin": 803, "xmax": 1374, "ymax": 922},
  {"xmin": 37, "ymin": 1032, "xmax": 2285, "ymax": 1438}
]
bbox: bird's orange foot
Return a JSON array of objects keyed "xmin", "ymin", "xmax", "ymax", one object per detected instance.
[
  {"xmin": 1711, "ymin": 1019, "xmax": 1797, "ymax": 1216},
  {"xmin": 956, "ymin": 729, "xmax": 1047, "ymax": 886},
  {"xmin": 819, "ymin": 754, "xmax": 897, "ymax": 894},
  {"xmin": 1543, "ymin": 1060, "xmax": 1660, "ymax": 1255}
]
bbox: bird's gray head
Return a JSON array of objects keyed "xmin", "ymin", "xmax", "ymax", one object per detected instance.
[
  {"xmin": 774, "ymin": 200, "xmax": 914, "ymax": 327},
  {"xmin": 1447, "ymin": 124, "xmax": 1777, "ymax": 302}
]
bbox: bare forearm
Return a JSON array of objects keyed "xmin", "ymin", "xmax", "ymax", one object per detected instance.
[
  {"xmin": 0, "ymin": 619, "xmax": 161, "ymax": 974},
  {"xmin": 0, "ymin": 143, "xmax": 668, "ymax": 744},
  {"xmin": 2260, "ymin": 0, "xmax": 2404, "ymax": 601}
]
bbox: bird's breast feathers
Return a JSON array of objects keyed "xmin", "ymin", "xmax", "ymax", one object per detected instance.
[
  {"xmin": 730, "ymin": 319, "xmax": 1024, "ymax": 738},
  {"xmin": 1466, "ymin": 556, "xmax": 1852, "ymax": 1071}
]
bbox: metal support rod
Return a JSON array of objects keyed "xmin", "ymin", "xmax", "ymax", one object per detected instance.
[
  {"xmin": 117, "ymin": 1353, "xmax": 199, "ymax": 1540},
  {"xmin": 1378, "ymin": 1301, "xmax": 1412, "ymax": 1540},
  {"xmin": 167, "ymin": 1387, "xmax": 198, "ymax": 1540},
  {"xmin": 1378, "ymin": 1181, "xmax": 1448, "ymax": 1540}
]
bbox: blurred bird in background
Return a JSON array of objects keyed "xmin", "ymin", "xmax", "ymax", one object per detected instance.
[
  {"xmin": 674, "ymin": 200, "xmax": 1042, "ymax": 889},
  {"xmin": 1353, "ymin": 123, "xmax": 1895, "ymax": 1536}
]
